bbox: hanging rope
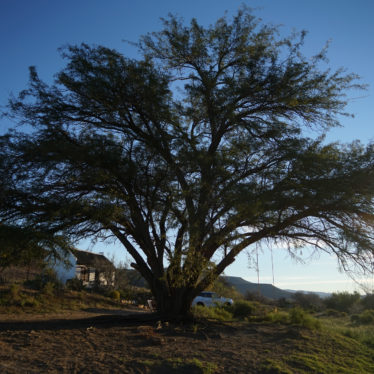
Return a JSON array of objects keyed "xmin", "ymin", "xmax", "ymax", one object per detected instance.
[
  {"xmin": 270, "ymin": 246, "xmax": 275, "ymax": 286},
  {"xmin": 256, "ymin": 244, "xmax": 260, "ymax": 296}
]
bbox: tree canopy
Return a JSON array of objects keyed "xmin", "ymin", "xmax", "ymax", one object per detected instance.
[{"xmin": 1, "ymin": 8, "xmax": 374, "ymax": 319}]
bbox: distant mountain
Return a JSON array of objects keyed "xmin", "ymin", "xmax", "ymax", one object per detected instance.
[
  {"xmin": 284, "ymin": 289, "xmax": 331, "ymax": 299},
  {"xmin": 223, "ymin": 276, "xmax": 294, "ymax": 300}
]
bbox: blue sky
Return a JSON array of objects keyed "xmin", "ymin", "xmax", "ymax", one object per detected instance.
[{"xmin": 1, "ymin": 0, "xmax": 374, "ymax": 293}]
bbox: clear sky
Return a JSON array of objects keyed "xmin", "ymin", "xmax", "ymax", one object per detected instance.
[{"xmin": 1, "ymin": 0, "xmax": 374, "ymax": 293}]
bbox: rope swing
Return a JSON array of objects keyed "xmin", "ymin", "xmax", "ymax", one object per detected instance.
[
  {"xmin": 270, "ymin": 246, "xmax": 275, "ymax": 286},
  {"xmin": 254, "ymin": 244, "xmax": 260, "ymax": 296}
]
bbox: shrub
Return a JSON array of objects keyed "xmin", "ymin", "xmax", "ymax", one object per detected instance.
[
  {"xmin": 265, "ymin": 307, "xmax": 320, "ymax": 330},
  {"xmin": 276, "ymin": 297, "xmax": 292, "ymax": 308},
  {"xmin": 66, "ymin": 278, "xmax": 84, "ymax": 291},
  {"xmin": 289, "ymin": 307, "xmax": 321, "ymax": 330},
  {"xmin": 265, "ymin": 310, "xmax": 290, "ymax": 324},
  {"xmin": 26, "ymin": 268, "xmax": 62, "ymax": 291},
  {"xmin": 351, "ymin": 309, "xmax": 374, "ymax": 325},
  {"xmin": 108, "ymin": 289, "xmax": 121, "ymax": 300},
  {"xmin": 245, "ymin": 291, "xmax": 272, "ymax": 304},
  {"xmin": 42, "ymin": 281, "xmax": 55, "ymax": 296},
  {"xmin": 9, "ymin": 284, "xmax": 21, "ymax": 302},
  {"xmin": 208, "ymin": 277, "xmax": 242, "ymax": 300},
  {"xmin": 362, "ymin": 294, "xmax": 374, "ymax": 310},
  {"xmin": 324, "ymin": 292, "xmax": 360, "ymax": 313},
  {"xmin": 324, "ymin": 309, "xmax": 347, "ymax": 318},
  {"xmin": 192, "ymin": 305, "xmax": 233, "ymax": 321},
  {"xmin": 119, "ymin": 287, "xmax": 136, "ymax": 300},
  {"xmin": 227, "ymin": 300, "xmax": 255, "ymax": 319},
  {"xmin": 20, "ymin": 296, "xmax": 40, "ymax": 308},
  {"xmin": 292, "ymin": 292, "xmax": 324, "ymax": 312}
]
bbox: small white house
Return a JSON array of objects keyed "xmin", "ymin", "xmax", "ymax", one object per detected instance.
[{"xmin": 49, "ymin": 249, "xmax": 115, "ymax": 287}]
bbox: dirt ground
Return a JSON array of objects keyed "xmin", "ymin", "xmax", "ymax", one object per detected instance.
[
  {"xmin": 1, "ymin": 308, "xmax": 373, "ymax": 373},
  {"xmin": 0, "ymin": 308, "xmax": 305, "ymax": 374}
]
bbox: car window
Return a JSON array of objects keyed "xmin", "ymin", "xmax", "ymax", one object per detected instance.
[
  {"xmin": 199, "ymin": 292, "xmax": 218, "ymax": 298},
  {"xmin": 200, "ymin": 292, "xmax": 212, "ymax": 298}
]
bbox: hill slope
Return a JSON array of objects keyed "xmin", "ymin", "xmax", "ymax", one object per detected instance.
[{"xmin": 224, "ymin": 276, "xmax": 294, "ymax": 300}]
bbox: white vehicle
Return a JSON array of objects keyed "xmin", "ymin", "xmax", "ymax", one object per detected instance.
[{"xmin": 192, "ymin": 291, "xmax": 233, "ymax": 307}]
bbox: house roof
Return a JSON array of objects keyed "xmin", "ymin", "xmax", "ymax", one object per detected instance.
[{"xmin": 70, "ymin": 249, "xmax": 114, "ymax": 268}]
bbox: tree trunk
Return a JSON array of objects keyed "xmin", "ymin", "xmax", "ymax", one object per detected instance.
[
  {"xmin": 152, "ymin": 283, "xmax": 196, "ymax": 322},
  {"xmin": 133, "ymin": 261, "xmax": 199, "ymax": 321}
]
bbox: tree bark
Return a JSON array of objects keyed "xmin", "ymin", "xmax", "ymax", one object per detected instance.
[{"xmin": 150, "ymin": 280, "xmax": 196, "ymax": 321}]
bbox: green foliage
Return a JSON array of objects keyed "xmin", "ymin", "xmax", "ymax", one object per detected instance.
[
  {"xmin": 208, "ymin": 277, "xmax": 242, "ymax": 300},
  {"xmin": 260, "ymin": 358, "xmax": 293, "ymax": 374},
  {"xmin": 192, "ymin": 305, "xmax": 233, "ymax": 321},
  {"xmin": 0, "ymin": 285, "xmax": 134, "ymax": 314},
  {"xmin": 289, "ymin": 307, "xmax": 321, "ymax": 330},
  {"xmin": 42, "ymin": 281, "xmax": 55, "ymax": 296},
  {"xmin": 324, "ymin": 291, "xmax": 361, "ymax": 313},
  {"xmin": 27, "ymin": 268, "xmax": 61, "ymax": 291},
  {"xmin": 351, "ymin": 310, "xmax": 374, "ymax": 325},
  {"xmin": 9, "ymin": 283, "xmax": 21, "ymax": 303},
  {"xmin": 1, "ymin": 284, "xmax": 41, "ymax": 308},
  {"xmin": 108, "ymin": 289, "xmax": 121, "ymax": 300},
  {"xmin": 362, "ymin": 294, "xmax": 374, "ymax": 310},
  {"xmin": 323, "ymin": 309, "xmax": 348, "ymax": 318},
  {"xmin": 292, "ymin": 292, "xmax": 324, "ymax": 312},
  {"xmin": 226, "ymin": 299, "xmax": 256, "ymax": 319},
  {"xmin": 187, "ymin": 358, "xmax": 218, "ymax": 374},
  {"xmin": 0, "ymin": 224, "xmax": 72, "ymax": 272},
  {"xmin": 265, "ymin": 307, "xmax": 320, "ymax": 330},
  {"xmin": 265, "ymin": 310, "xmax": 291, "ymax": 324},
  {"xmin": 343, "ymin": 327, "xmax": 374, "ymax": 349},
  {"xmin": 66, "ymin": 277, "xmax": 84, "ymax": 291},
  {"xmin": 245, "ymin": 291, "xmax": 273, "ymax": 305},
  {"xmin": 1, "ymin": 7, "xmax": 372, "ymax": 319}
]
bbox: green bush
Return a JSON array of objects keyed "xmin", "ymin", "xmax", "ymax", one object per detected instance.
[
  {"xmin": 351, "ymin": 309, "xmax": 374, "ymax": 325},
  {"xmin": 66, "ymin": 278, "xmax": 84, "ymax": 291},
  {"xmin": 227, "ymin": 300, "xmax": 255, "ymax": 319},
  {"xmin": 324, "ymin": 292, "xmax": 360, "ymax": 313},
  {"xmin": 208, "ymin": 277, "xmax": 242, "ymax": 300},
  {"xmin": 265, "ymin": 307, "xmax": 320, "ymax": 330},
  {"xmin": 118, "ymin": 288, "xmax": 136, "ymax": 300},
  {"xmin": 26, "ymin": 268, "xmax": 62, "ymax": 291},
  {"xmin": 245, "ymin": 291, "xmax": 272, "ymax": 304},
  {"xmin": 362, "ymin": 294, "xmax": 374, "ymax": 310},
  {"xmin": 192, "ymin": 305, "xmax": 233, "ymax": 321},
  {"xmin": 289, "ymin": 307, "xmax": 321, "ymax": 330},
  {"xmin": 20, "ymin": 296, "xmax": 40, "ymax": 308},
  {"xmin": 9, "ymin": 284, "xmax": 21, "ymax": 302},
  {"xmin": 324, "ymin": 309, "xmax": 347, "ymax": 318},
  {"xmin": 292, "ymin": 292, "xmax": 324, "ymax": 312},
  {"xmin": 108, "ymin": 289, "xmax": 121, "ymax": 300},
  {"xmin": 42, "ymin": 281, "xmax": 55, "ymax": 296},
  {"xmin": 265, "ymin": 310, "xmax": 290, "ymax": 324}
]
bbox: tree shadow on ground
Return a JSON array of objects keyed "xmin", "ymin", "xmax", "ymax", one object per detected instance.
[{"xmin": 0, "ymin": 312, "xmax": 157, "ymax": 332}]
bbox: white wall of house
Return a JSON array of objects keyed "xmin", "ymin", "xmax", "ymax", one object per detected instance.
[
  {"xmin": 48, "ymin": 252, "xmax": 77, "ymax": 284},
  {"xmin": 76, "ymin": 265, "xmax": 96, "ymax": 286}
]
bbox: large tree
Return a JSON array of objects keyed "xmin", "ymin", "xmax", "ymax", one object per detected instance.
[{"xmin": 1, "ymin": 9, "xmax": 374, "ymax": 319}]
